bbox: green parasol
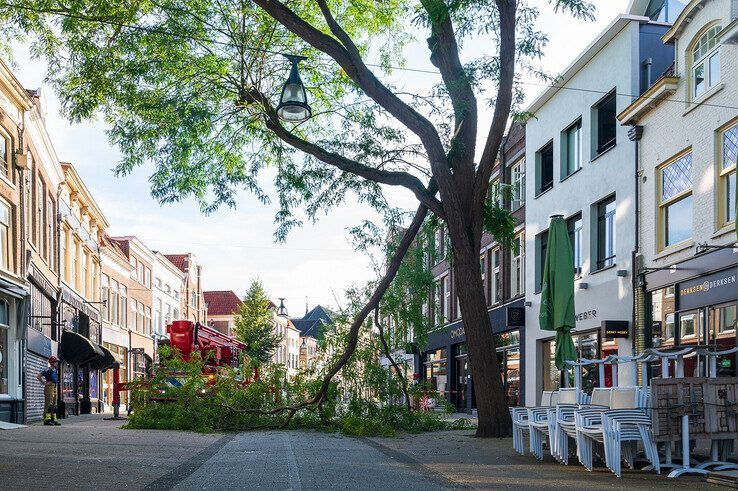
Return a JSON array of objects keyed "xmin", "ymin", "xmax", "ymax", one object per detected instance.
[{"xmin": 539, "ymin": 215, "xmax": 577, "ymax": 370}]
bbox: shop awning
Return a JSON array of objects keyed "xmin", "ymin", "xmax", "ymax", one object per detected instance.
[
  {"xmin": 88, "ymin": 344, "xmax": 116, "ymax": 371},
  {"xmin": 59, "ymin": 330, "xmax": 104, "ymax": 366}
]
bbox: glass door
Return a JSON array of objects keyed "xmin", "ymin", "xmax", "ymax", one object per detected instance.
[
  {"xmin": 708, "ymin": 303, "xmax": 737, "ymax": 377},
  {"xmin": 678, "ymin": 309, "xmax": 703, "ymax": 378},
  {"xmin": 455, "ymin": 355, "xmax": 468, "ymax": 411}
]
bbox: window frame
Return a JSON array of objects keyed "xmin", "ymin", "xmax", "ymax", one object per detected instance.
[
  {"xmin": 536, "ymin": 141, "xmax": 554, "ymax": 196},
  {"xmin": 567, "ymin": 212, "xmax": 583, "ymax": 277},
  {"xmin": 718, "ymin": 119, "xmax": 737, "ymax": 228},
  {"xmin": 0, "ymin": 128, "xmax": 10, "ymax": 180},
  {"xmin": 0, "ymin": 198, "xmax": 11, "ymax": 272},
  {"xmin": 690, "ymin": 24, "xmax": 722, "ymax": 101},
  {"xmin": 510, "ymin": 233, "xmax": 525, "ymax": 298},
  {"xmin": 594, "ymin": 91, "xmax": 617, "ymax": 157},
  {"xmin": 657, "ymin": 149, "xmax": 693, "ymax": 250},
  {"xmin": 562, "ymin": 119, "xmax": 583, "ymax": 179},
  {"xmin": 595, "ymin": 195, "xmax": 616, "ymax": 270},
  {"xmin": 510, "ymin": 159, "xmax": 525, "ymax": 210}
]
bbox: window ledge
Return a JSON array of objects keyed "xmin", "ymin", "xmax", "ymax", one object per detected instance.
[
  {"xmin": 712, "ymin": 223, "xmax": 736, "ymax": 240},
  {"xmin": 0, "ymin": 173, "xmax": 16, "ymax": 190},
  {"xmin": 684, "ymin": 84, "xmax": 724, "ymax": 116},
  {"xmin": 655, "ymin": 239, "xmax": 694, "ymax": 260},
  {"xmin": 590, "ymin": 143, "xmax": 616, "ymax": 163},
  {"xmin": 591, "ymin": 263, "xmax": 617, "ymax": 275},
  {"xmin": 560, "ymin": 167, "xmax": 582, "ymax": 183},
  {"xmin": 535, "ymin": 186, "xmax": 553, "ymax": 199}
]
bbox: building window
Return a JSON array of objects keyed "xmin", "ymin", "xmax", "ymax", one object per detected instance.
[
  {"xmin": 492, "ymin": 248, "xmax": 501, "ymax": 303},
  {"xmin": 567, "ymin": 213, "xmax": 583, "ymax": 276},
  {"xmin": 145, "ymin": 306, "xmax": 152, "ymax": 336},
  {"xmin": 720, "ymin": 121, "xmax": 737, "ymax": 226},
  {"xmin": 594, "ymin": 91, "xmax": 617, "ymax": 156},
  {"xmin": 138, "ymin": 303, "xmax": 144, "ymax": 332},
  {"xmin": 691, "ymin": 25, "xmax": 721, "ymax": 99},
  {"xmin": 144, "ymin": 267, "xmax": 151, "ymax": 288},
  {"xmin": 0, "ymin": 130, "xmax": 9, "ymax": 179},
  {"xmin": 0, "ymin": 299, "xmax": 9, "ymax": 394},
  {"xmin": 130, "ymin": 299, "xmax": 137, "ymax": 331},
  {"xmin": 60, "ymin": 228, "xmax": 67, "ymax": 281},
  {"xmin": 0, "ymin": 200, "xmax": 10, "ymax": 271},
  {"xmin": 443, "ymin": 275, "xmax": 451, "ymax": 324},
  {"xmin": 102, "ymin": 275, "xmax": 110, "ymax": 321},
  {"xmin": 659, "ymin": 151, "xmax": 693, "ymax": 248},
  {"xmin": 119, "ymin": 286, "xmax": 127, "ymax": 328},
  {"xmin": 536, "ymin": 141, "xmax": 554, "ymax": 195},
  {"xmin": 36, "ymin": 179, "xmax": 44, "ymax": 251},
  {"xmin": 510, "ymin": 233, "xmax": 524, "ymax": 297},
  {"xmin": 536, "ymin": 230, "xmax": 549, "ymax": 292},
  {"xmin": 596, "ymin": 196, "xmax": 616, "ymax": 270},
  {"xmin": 70, "ymin": 239, "xmax": 78, "ymax": 287},
  {"xmin": 80, "ymin": 250, "xmax": 87, "ymax": 297},
  {"xmin": 480, "ymin": 253, "xmax": 487, "ymax": 305},
  {"xmin": 510, "ymin": 159, "xmax": 525, "ymax": 210},
  {"xmin": 46, "ymin": 196, "xmax": 54, "ymax": 265},
  {"xmin": 563, "ymin": 119, "xmax": 582, "ymax": 178}
]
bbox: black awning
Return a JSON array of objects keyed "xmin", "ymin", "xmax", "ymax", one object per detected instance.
[
  {"xmin": 89, "ymin": 344, "xmax": 116, "ymax": 371},
  {"xmin": 59, "ymin": 330, "xmax": 103, "ymax": 366}
]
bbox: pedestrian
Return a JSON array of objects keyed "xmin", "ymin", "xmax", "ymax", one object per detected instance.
[{"xmin": 36, "ymin": 356, "xmax": 61, "ymax": 426}]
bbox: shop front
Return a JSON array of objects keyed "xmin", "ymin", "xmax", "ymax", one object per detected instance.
[
  {"xmin": 58, "ymin": 287, "xmax": 102, "ymax": 416},
  {"xmin": 25, "ymin": 265, "xmax": 59, "ymax": 422},
  {"xmin": 421, "ymin": 299, "xmax": 525, "ymax": 413},
  {"xmin": 0, "ymin": 278, "xmax": 29, "ymax": 424},
  {"xmin": 100, "ymin": 320, "xmax": 128, "ymax": 412},
  {"xmin": 645, "ymin": 247, "xmax": 738, "ymax": 381}
]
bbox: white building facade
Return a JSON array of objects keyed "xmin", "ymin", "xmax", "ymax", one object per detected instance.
[
  {"xmin": 153, "ymin": 252, "xmax": 185, "ymax": 340},
  {"xmin": 523, "ymin": 6, "xmax": 678, "ymax": 404},
  {"xmin": 619, "ymin": 0, "xmax": 737, "ymax": 378}
]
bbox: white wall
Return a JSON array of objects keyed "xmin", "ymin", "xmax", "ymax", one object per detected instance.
[
  {"xmin": 639, "ymin": 0, "xmax": 738, "ymax": 269},
  {"xmin": 153, "ymin": 254, "xmax": 184, "ymax": 338},
  {"xmin": 524, "ymin": 20, "xmax": 640, "ymax": 404}
]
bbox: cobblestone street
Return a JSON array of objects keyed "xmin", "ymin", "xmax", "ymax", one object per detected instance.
[{"xmin": 0, "ymin": 415, "xmax": 720, "ymax": 490}]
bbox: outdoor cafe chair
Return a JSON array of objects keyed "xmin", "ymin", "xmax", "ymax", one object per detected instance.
[
  {"xmin": 511, "ymin": 390, "xmax": 554, "ymax": 455},
  {"xmin": 553, "ymin": 387, "xmax": 612, "ymax": 465},
  {"xmin": 528, "ymin": 388, "xmax": 579, "ymax": 460},
  {"xmin": 574, "ymin": 386, "xmax": 659, "ymax": 476}
]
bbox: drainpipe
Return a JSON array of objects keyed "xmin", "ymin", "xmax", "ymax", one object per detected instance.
[{"xmin": 627, "ymin": 125, "xmax": 644, "ymax": 382}]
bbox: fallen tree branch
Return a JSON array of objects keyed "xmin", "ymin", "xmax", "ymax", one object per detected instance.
[
  {"xmin": 220, "ymin": 201, "xmax": 430, "ymax": 423},
  {"xmin": 373, "ymin": 308, "xmax": 411, "ymax": 411}
]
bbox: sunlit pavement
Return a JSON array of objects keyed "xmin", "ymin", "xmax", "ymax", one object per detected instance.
[{"xmin": 0, "ymin": 415, "xmax": 718, "ymax": 490}]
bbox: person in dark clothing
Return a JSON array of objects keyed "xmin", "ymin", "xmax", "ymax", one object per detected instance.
[{"xmin": 36, "ymin": 356, "xmax": 60, "ymax": 426}]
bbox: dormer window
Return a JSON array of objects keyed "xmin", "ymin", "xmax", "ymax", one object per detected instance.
[{"xmin": 691, "ymin": 25, "xmax": 721, "ymax": 100}]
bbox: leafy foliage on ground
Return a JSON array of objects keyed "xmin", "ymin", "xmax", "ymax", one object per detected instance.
[{"xmin": 125, "ymin": 346, "xmax": 473, "ymax": 437}]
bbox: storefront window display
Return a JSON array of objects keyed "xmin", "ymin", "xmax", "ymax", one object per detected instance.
[
  {"xmin": 542, "ymin": 331, "xmax": 600, "ymax": 393},
  {"xmin": 424, "ymin": 348, "xmax": 448, "ymax": 400},
  {"xmin": 0, "ymin": 325, "xmax": 7, "ymax": 394},
  {"xmin": 495, "ymin": 331, "xmax": 521, "ymax": 406},
  {"xmin": 650, "ymin": 282, "xmax": 737, "ymax": 380}
]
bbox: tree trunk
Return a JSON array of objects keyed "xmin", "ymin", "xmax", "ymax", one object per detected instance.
[{"xmin": 448, "ymin": 224, "xmax": 512, "ymax": 438}]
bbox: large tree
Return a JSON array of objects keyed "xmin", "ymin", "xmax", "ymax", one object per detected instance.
[{"xmin": 0, "ymin": 0, "xmax": 595, "ymax": 436}]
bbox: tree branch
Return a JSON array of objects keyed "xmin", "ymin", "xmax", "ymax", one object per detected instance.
[
  {"xmin": 474, "ymin": 0, "xmax": 516, "ymax": 212},
  {"xmin": 420, "ymin": 0, "xmax": 477, "ymax": 181},
  {"xmin": 252, "ymin": 0, "xmax": 452, "ymax": 186},
  {"xmin": 244, "ymin": 87, "xmax": 445, "ymax": 217},
  {"xmin": 373, "ymin": 308, "xmax": 412, "ymax": 411}
]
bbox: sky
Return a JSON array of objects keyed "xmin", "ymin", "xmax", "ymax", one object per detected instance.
[{"xmin": 10, "ymin": 0, "xmax": 630, "ymax": 315}]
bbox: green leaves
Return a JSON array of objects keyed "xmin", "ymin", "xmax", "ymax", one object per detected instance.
[{"xmin": 233, "ymin": 278, "xmax": 282, "ymax": 367}]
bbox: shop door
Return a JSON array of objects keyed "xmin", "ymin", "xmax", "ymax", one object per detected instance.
[
  {"xmin": 455, "ymin": 356, "xmax": 468, "ymax": 411},
  {"xmin": 707, "ymin": 303, "xmax": 737, "ymax": 377}
]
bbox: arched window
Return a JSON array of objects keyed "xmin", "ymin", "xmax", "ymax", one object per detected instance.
[{"xmin": 691, "ymin": 25, "xmax": 721, "ymax": 99}]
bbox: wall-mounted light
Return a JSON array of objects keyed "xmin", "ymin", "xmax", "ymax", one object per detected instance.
[
  {"xmin": 616, "ymin": 270, "xmax": 628, "ymax": 277},
  {"xmin": 578, "ymin": 283, "xmax": 589, "ymax": 290}
]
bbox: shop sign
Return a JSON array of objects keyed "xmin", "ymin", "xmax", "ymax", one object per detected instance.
[
  {"xmin": 678, "ymin": 267, "xmax": 737, "ymax": 311},
  {"xmin": 575, "ymin": 310, "xmax": 597, "ymax": 322},
  {"xmin": 27, "ymin": 326, "xmax": 52, "ymax": 357},
  {"xmin": 506, "ymin": 307, "xmax": 525, "ymax": 327},
  {"xmin": 450, "ymin": 327, "xmax": 465, "ymax": 340},
  {"xmin": 601, "ymin": 320, "xmax": 630, "ymax": 339}
]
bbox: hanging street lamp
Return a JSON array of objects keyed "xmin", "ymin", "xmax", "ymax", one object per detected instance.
[{"xmin": 276, "ymin": 54, "xmax": 312, "ymax": 123}]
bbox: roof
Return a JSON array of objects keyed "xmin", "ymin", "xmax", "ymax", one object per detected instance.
[
  {"xmin": 203, "ymin": 290, "xmax": 242, "ymax": 316},
  {"xmin": 292, "ymin": 305, "xmax": 336, "ymax": 338},
  {"xmin": 164, "ymin": 254, "xmax": 188, "ymax": 273}
]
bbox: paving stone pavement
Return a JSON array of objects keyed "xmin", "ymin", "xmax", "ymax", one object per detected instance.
[{"xmin": 0, "ymin": 415, "xmax": 723, "ymax": 490}]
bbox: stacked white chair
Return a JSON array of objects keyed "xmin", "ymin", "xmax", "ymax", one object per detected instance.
[
  {"xmin": 529, "ymin": 388, "xmax": 577, "ymax": 460},
  {"xmin": 554, "ymin": 387, "xmax": 611, "ymax": 465},
  {"xmin": 574, "ymin": 387, "xmax": 660, "ymax": 477},
  {"xmin": 511, "ymin": 391, "xmax": 553, "ymax": 455}
]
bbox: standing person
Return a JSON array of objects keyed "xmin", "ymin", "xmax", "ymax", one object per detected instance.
[{"xmin": 36, "ymin": 356, "xmax": 60, "ymax": 426}]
